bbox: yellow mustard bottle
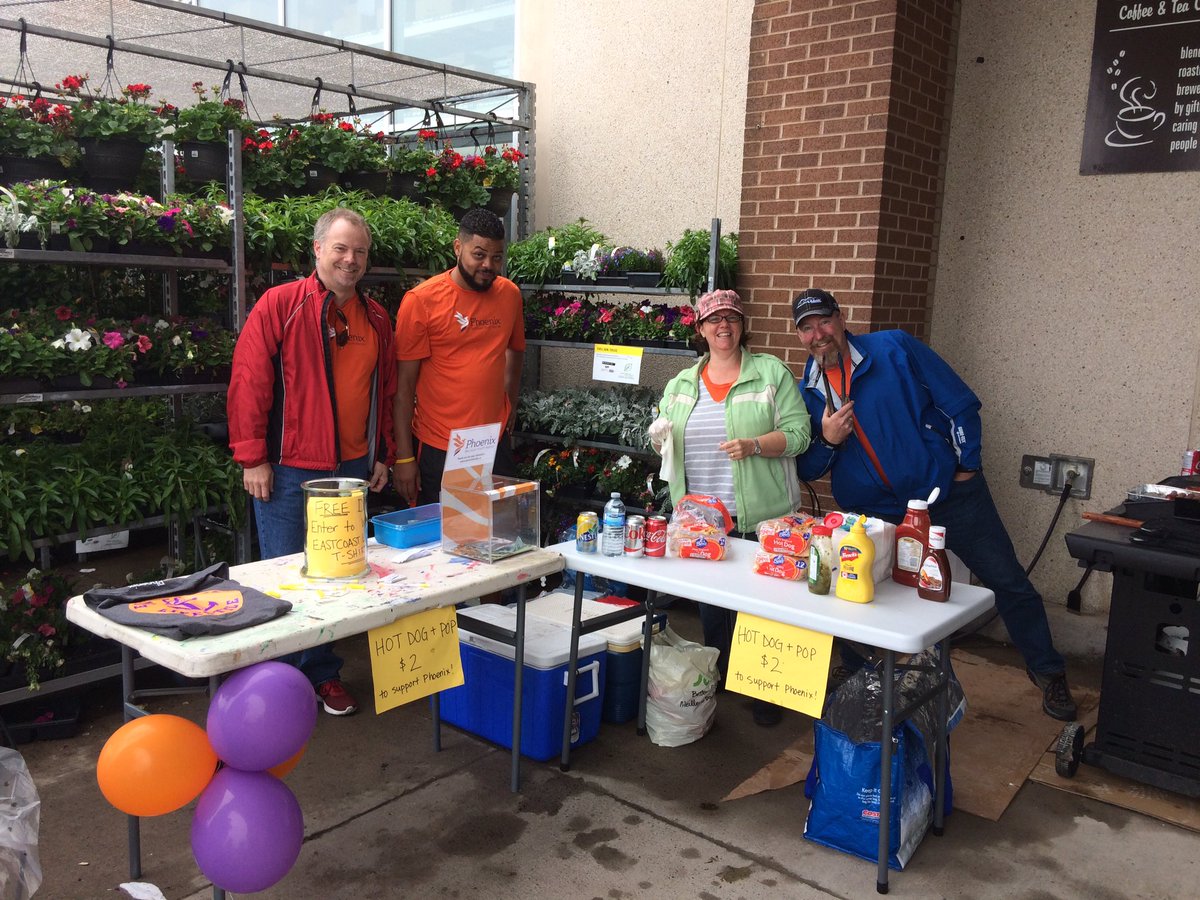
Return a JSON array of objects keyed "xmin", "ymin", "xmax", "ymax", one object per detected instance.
[{"xmin": 835, "ymin": 517, "xmax": 876, "ymax": 603}]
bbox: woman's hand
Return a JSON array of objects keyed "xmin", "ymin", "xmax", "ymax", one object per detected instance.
[{"xmin": 719, "ymin": 438, "xmax": 757, "ymax": 461}]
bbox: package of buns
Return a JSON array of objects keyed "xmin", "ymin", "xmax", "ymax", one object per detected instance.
[
  {"xmin": 666, "ymin": 494, "xmax": 733, "ymax": 560},
  {"xmin": 756, "ymin": 514, "xmax": 815, "ymax": 557},
  {"xmin": 753, "ymin": 549, "xmax": 808, "ymax": 580}
]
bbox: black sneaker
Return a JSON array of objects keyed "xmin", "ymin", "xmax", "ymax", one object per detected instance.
[
  {"xmin": 1028, "ymin": 670, "xmax": 1077, "ymax": 721},
  {"xmin": 752, "ymin": 699, "xmax": 783, "ymax": 728}
]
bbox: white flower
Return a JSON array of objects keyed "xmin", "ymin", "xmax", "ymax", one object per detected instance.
[
  {"xmin": 13, "ymin": 448, "xmax": 25, "ymax": 456},
  {"xmin": 154, "ymin": 319, "xmax": 170, "ymax": 331},
  {"xmin": 215, "ymin": 205, "xmax": 234, "ymax": 225},
  {"xmin": 81, "ymin": 404, "xmax": 91, "ymax": 414},
  {"xmin": 171, "ymin": 334, "xmax": 183, "ymax": 346},
  {"xmin": 50, "ymin": 338, "xmax": 65, "ymax": 349},
  {"xmin": 616, "ymin": 454, "xmax": 632, "ymax": 470},
  {"xmin": 5, "ymin": 424, "xmax": 12, "ymax": 436},
  {"xmin": 186, "ymin": 349, "xmax": 195, "ymax": 360},
  {"xmin": 63, "ymin": 328, "xmax": 92, "ymax": 352},
  {"xmin": 640, "ymin": 304, "xmax": 653, "ymax": 315}
]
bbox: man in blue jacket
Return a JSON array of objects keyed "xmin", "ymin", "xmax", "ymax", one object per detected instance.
[{"xmin": 792, "ymin": 288, "xmax": 1076, "ymax": 720}]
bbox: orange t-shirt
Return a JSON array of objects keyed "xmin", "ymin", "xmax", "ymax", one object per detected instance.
[
  {"xmin": 393, "ymin": 271, "xmax": 525, "ymax": 450},
  {"xmin": 701, "ymin": 365, "xmax": 734, "ymax": 403},
  {"xmin": 328, "ymin": 298, "xmax": 378, "ymax": 461},
  {"xmin": 826, "ymin": 363, "xmax": 891, "ymax": 488}
]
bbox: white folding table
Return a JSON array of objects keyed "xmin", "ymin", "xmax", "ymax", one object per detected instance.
[
  {"xmin": 66, "ymin": 542, "xmax": 565, "ymax": 893},
  {"xmin": 545, "ymin": 537, "xmax": 995, "ymax": 894}
]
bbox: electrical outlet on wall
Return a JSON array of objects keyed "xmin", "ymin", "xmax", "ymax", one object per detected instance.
[{"xmin": 1019, "ymin": 454, "xmax": 1094, "ymax": 500}]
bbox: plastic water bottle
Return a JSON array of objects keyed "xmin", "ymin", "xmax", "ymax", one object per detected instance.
[{"xmin": 602, "ymin": 492, "xmax": 626, "ymax": 556}]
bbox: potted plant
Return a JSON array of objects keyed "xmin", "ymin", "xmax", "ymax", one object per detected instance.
[
  {"xmin": 386, "ymin": 129, "xmax": 438, "ymax": 202},
  {"xmin": 419, "ymin": 142, "xmax": 489, "ymax": 215},
  {"xmin": 666, "ymin": 303, "xmax": 697, "ymax": 348},
  {"xmin": 279, "ymin": 112, "xmax": 377, "ymax": 193},
  {"xmin": 171, "ymin": 82, "xmax": 253, "ymax": 185},
  {"xmin": 336, "ymin": 124, "xmax": 389, "ymax": 195},
  {"xmin": 0, "ymin": 568, "xmax": 76, "ymax": 690},
  {"xmin": 59, "ymin": 74, "xmax": 166, "ymax": 193},
  {"xmin": 468, "ymin": 144, "xmax": 524, "ymax": 216},
  {"xmin": 662, "ymin": 228, "xmax": 739, "ymax": 298},
  {"xmin": 0, "ymin": 94, "xmax": 78, "ymax": 184},
  {"xmin": 603, "ymin": 247, "xmax": 664, "ymax": 288}
]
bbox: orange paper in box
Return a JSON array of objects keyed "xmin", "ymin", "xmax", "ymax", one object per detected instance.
[
  {"xmin": 753, "ymin": 549, "xmax": 808, "ymax": 580},
  {"xmin": 757, "ymin": 514, "xmax": 815, "ymax": 557},
  {"xmin": 440, "ymin": 468, "xmax": 538, "ymax": 549}
]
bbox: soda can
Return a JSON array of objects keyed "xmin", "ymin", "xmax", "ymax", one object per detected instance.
[
  {"xmin": 644, "ymin": 515, "xmax": 668, "ymax": 557},
  {"xmin": 1183, "ymin": 450, "xmax": 1200, "ymax": 477},
  {"xmin": 576, "ymin": 511, "xmax": 599, "ymax": 553},
  {"xmin": 624, "ymin": 515, "xmax": 646, "ymax": 557}
]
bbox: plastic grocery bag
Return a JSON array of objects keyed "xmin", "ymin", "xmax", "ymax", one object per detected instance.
[
  {"xmin": 803, "ymin": 719, "xmax": 933, "ymax": 870},
  {"xmin": 645, "ymin": 626, "xmax": 719, "ymax": 747},
  {"xmin": 0, "ymin": 748, "xmax": 42, "ymax": 899}
]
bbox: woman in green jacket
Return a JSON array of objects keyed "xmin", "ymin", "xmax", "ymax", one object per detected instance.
[{"xmin": 651, "ymin": 289, "xmax": 811, "ymax": 725}]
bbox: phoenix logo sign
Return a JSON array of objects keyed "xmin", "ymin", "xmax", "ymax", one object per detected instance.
[{"xmin": 453, "ymin": 311, "xmax": 469, "ymax": 330}]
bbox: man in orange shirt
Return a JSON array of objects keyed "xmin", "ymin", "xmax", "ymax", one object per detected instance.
[{"xmin": 392, "ymin": 208, "xmax": 524, "ymax": 506}]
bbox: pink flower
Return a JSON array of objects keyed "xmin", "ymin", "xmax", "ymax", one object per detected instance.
[
  {"xmin": 136, "ymin": 334, "xmax": 152, "ymax": 353},
  {"xmin": 103, "ymin": 331, "xmax": 125, "ymax": 349},
  {"xmin": 681, "ymin": 309, "xmax": 696, "ymax": 326},
  {"xmin": 37, "ymin": 623, "xmax": 56, "ymax": 637},
  {"xmin": 115, "ymin": 379, "xmax": 128, "ymax": 389},
  {"xmin": 598, "ymin": 308, "xmax": 614, "ymax": 323}
]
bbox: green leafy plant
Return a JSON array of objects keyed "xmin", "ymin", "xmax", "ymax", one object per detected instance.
[
  {"xmin": 280, "ymin": 112, "xmax": 387, "ymax": 175},
  {"xmin": 506, "ymin": 219, "xmax": 608, "ymax": 285},
  {"xmin": 60, "ymin": 74, "xmax": 165, "ymax": 144},
  {"xmin": 171, "ymin": 82, "xmax": 253, "ymax": 143},
  {"xmin": 0, "ymin": 568, "xmax": 76, "ymax": 689},
  {"xmin": 419, "ymin": 142, "xmax": 489, "ymax": 211},
  {"xmin": 662, "ymin": 229, "xmax": 739, "ymax": 297},
  {"xmin": 0, "ymin": 94, "xmax": 77, "ymax": 163}
]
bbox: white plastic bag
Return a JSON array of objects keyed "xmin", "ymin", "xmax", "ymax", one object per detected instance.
[
  {"xmin": 0, "ymin": 747, "xmax": 42, "ymax": 900},
  {"xmin": 645, "ymin": 626, "xmax": 720, "ymax": 747}
]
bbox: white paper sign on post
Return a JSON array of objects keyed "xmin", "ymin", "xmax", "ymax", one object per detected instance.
[
  {"xmin": 442, "ymin": 422, "xmax": 503, "ymax": 476},
  {"xmin": 592, "ymin": 344, "xmax": 644, "ymax": 384}
]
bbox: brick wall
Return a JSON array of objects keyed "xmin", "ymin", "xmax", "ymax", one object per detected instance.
[
  {"xmin": 739, "ymin": 0, "xmax": 958, "ymax": 367},
  {"xmin": 739, "ymin": 0, "xmax": 958, "ymax": 510}
]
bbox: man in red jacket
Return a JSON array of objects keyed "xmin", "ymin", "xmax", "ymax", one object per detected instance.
[{"xmin": 228, "ymin": 207, "xmax": 397, "ymax": 715}]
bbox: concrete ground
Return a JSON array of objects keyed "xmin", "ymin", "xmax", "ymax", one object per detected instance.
[{"xmin": 14, "ymin": 599, "xmax": 1200, "ymax": 900}]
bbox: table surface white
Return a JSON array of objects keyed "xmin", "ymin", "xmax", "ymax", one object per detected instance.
[
  {"xmin": 66, "ymin": 543, "xmax": 565, "ymax": 678},
  {"xmin": 548, "ymin": 537, "xmax": 994, "ymax": 654}
]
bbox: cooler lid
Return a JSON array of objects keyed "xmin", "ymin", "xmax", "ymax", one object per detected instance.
[
  {"xmin": 457, "ymin": 603, "xmax": 607, "ymax": 668},
  {"xmin": 524, "ymin": 592, "xmax": 648, "ymax": 651}
]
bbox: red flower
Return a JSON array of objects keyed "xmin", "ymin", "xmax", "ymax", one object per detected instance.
[
  {"xmin": 484, "ymin": 145, "xmax": 497, "ymax": 156},
  {"xmin": 57, "ymin": 74, "xmax": 86, "ymax": 93},
  {"xmin": 136, "ymin": 334, "xmax": 152, "ymax": 353},
  {"xmin": 223, "ymin": 98, "xmax": 245, "ymax": 111},
  {"xmin": 418, "ymin": 128, "xmax": 437, "ymax": 141},
  {"xmin": 37, "ymin": 623, "xmax": 56, "ymax": 638},
  {"xmin": 338, "ymin": 121, "xmax": 355, "ymax": 132},
  {"xmin": 124, "ymin": 83, "xmax": 153, "ymax": 99},
  {"xmin": 425, "ymin": 166, "xmax": 437, "ymax": 177},
  {"xmin": 55, "ymin": 306, "xmax": 73, "ymax": 321}
]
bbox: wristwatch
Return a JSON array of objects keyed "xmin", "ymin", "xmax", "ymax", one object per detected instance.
[{"xmin": 752, "ymin": 438, "xmax": 762, "ymax": 456}]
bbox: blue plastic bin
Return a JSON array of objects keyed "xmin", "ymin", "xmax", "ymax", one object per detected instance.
[
  {"xmin": 371, "ymin": 503, "xmax": 441, "ymax": 548},
  {"xmin": 439, "ymin": 604, "xmax": 607, "ymax": 761}
]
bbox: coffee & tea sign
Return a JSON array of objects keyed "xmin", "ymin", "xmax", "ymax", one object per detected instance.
[{"xmin": 1081, "ymin": 1, "xmax": 1200, "ymax": 174}]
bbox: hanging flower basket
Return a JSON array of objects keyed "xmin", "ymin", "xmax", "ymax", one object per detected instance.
[
  {"xmin": 0, "ymin": 154, "xmax": 68, "ymax": 186},
  {"xmin": 388, "ymin": 171, "xmax": 420, "ymax": 202},
  {"xmin": 300, "ymin": 162, "xmax": 340, "ymax": 194},
  {"xmin": 78, "ymin": 137, "xmax": 150, "ymax": 193},
  {"xmin": 486, "ymin": 187, "xmax": 515, "ymax": 217},
  {"xmin": 178, "ymin": 141, "xmax": 227, "ymax": 185},
  {"xmin": 341, "ymin": 169, "xmax": 389, "ymax": 196}
]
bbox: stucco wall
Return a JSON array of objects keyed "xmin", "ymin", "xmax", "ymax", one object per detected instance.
[
  {"xmin": 931, "ymin": 1, "xmax": 1200, "ymax": 615},
  {"xmin": 516, "ymin": 0, "xmax": 753, "ymax": 247}
]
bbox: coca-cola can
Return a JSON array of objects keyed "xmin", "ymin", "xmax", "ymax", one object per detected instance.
[
  {"xmin": 1183, "ymin": 450, "xmax": 1200, "ymax": 477},
  {"xmin": 644, "ymin": 515, "xmax": 668, "ymax": 557},
  {"xmin": 624, "ymin": 515, "xmax": 645, "ymax": 557}
]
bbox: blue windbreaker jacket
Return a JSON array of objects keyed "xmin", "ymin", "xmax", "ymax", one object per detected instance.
[{"xmin": 796, "ymin": 330, "xmax": 982, "ymax": 517}]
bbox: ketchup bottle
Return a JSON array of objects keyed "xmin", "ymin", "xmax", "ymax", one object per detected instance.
[
  {"xmin": 917, "ymin": 525, "xmax": 951, "ymax": 602},
  {"xmin": 892, "ymin": 499, "xmax": 931, "ymax": 588}
]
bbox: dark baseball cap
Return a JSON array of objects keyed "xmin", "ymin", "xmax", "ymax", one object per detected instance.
[{"xmin": 791, "ymin": 289, "xmax": 840, "ymax": 325}]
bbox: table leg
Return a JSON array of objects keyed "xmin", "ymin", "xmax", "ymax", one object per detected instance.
[
  {"xmin": 876, "ymin": 649, "xmax": 896, "ymax": 895},
  {"xmin": 511, "ymin": 582, "xmax": 527, "ymax": 793},
  {"xmin": 932, "ymin": 639, "xmax": 950, "ymax": 837},
  {"xmin": 430, "ymin": 692, "xmax": 442, "ymax": 752},
  {"xmin": 559, "ymin": 575, "xmax": 586, "ymax": 771},
  {"xmin": 121, "ymin": 646, "xmax": 142, "ymax": 880},
  {"xmin": 637, "ymin": 590, "xmax": 657, "ymax": 737}
]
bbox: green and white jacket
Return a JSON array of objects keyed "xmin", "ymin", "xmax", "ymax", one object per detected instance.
[{"xmin": 656, "ymin": 351, "xmax": 812, "ymax": 533}]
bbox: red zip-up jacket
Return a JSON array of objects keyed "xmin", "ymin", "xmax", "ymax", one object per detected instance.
[{"xmin": 227, "ymin": 272, "xmax": 397, "ymax": 471}]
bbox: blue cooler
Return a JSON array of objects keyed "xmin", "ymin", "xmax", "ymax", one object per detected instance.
[
  {"xmin": 524, "ymin": 592, "xmax": 663, "ymax": 724},
  {"xmin": 439, "ymin": 604, "xmax": 607, "ymax": 761}
]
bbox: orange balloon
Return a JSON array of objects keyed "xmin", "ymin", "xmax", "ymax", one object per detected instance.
[
  {"xmin": 97, "ymin": 714, "xmax": 218, "ymax": 817},
  {"xmin": 267, "ymin": 742, "xmax": 307, "ymax": 779}
]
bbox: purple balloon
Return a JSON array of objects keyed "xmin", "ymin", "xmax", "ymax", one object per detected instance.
[
  {"xmin": 207, "ymin": 661, "xmax": 317, "ymax": 771},
  {"xmin": 191, "ymin": 767, "xmax": 304, "ymax": 893}
]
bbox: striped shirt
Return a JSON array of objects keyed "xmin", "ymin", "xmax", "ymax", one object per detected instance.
[{"xmin": 682, "ymin": 380, "xmax": 737, "ymax": 519}]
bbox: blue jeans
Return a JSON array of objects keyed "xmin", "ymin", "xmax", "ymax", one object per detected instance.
[
  {"xmin": 253, "ymin": 456, "xmax": 370, "ymax": 687},
  {"xmin": 868, "ymin": 473, "xmax": 1065, "ymax": 676}
]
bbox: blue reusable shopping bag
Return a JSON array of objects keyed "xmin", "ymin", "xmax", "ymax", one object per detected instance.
[{"xmin": 802, "ymin": 719, "xmax": 947, "ymax": 870}]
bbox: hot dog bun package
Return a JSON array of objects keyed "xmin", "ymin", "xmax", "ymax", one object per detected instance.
[
  {"xmin": 756, "ymin": 513, "xmax": 815, "ymax": 556},
  {"xmin": 752, "ymin": 549, "xmax": 808, "ymax": 581},
  {"xmin": 667, "ymin": 494, "xmax": 733, "ymax": 560}
]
